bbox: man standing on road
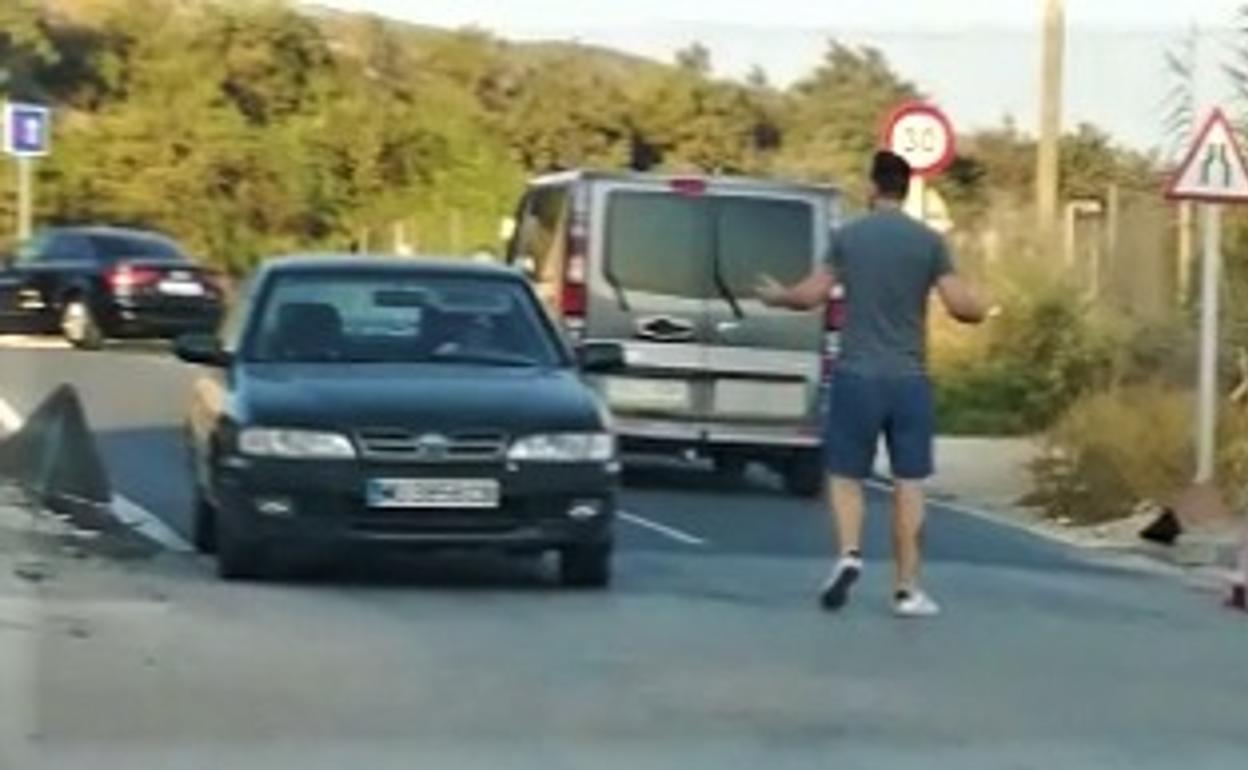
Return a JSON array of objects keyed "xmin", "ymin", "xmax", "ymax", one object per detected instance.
[{"xmin": 758, "ymin": 151, "xmax": 987, "ymax": 618}]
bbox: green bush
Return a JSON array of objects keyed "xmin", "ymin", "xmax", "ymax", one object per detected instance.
[
  {"xmin": 1027, "ymin": 385, "xmax": 1248, "ymax": 524},
  {"xmin": 934, "ymin": 287, "xmax": 1116, "ymax": 436}
]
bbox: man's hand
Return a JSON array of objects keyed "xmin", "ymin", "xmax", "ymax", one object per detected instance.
[{"xmin": 755, "ymin": 274, "xmax": 789, "ymax": 308}]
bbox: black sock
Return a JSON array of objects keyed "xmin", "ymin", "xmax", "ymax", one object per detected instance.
[{"xmin": 895, "ymin": 590, "xmax": 911, "ymax": 602}]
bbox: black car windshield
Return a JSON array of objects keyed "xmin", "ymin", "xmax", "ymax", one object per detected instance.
[{"xmin": 245, "ymin": 272, "xmax": 564, "ymax": 367}]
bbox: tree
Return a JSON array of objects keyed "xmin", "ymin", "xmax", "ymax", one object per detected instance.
[{"xmin": 774, "ymin": 42, "xmax": 918, "ymax": 195}]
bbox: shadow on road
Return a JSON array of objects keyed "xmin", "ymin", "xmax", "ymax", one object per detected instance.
[{"xmin": 622, "ymin": 456, "xmax": 788, "ymax": 498}]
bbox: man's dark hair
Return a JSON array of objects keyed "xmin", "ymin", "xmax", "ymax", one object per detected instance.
[{"xmin": 871, "ymin": 151, "xmax": 912, "ymax": 200}]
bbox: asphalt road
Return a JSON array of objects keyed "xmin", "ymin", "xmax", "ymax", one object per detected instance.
[{"xmin": 2, "ymin": 344, "xmax": 1246, "ymax": 769}]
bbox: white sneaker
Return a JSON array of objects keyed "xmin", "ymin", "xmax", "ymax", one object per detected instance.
[
  {"xmin": 893, "ymin": 589, "xmax": 941, "ymax": 618},
  {"xmin": 819, "ymin": 555, "xmax": 863, "ymax": 611}
]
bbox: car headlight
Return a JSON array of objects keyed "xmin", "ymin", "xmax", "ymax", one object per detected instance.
[
  {"xmin": 238, "ymin": 428, "xmax": 357, "ymax": 460},
  {"xmin": 508, "ymin": 433, "xmax": 615, "ymax": 463}
]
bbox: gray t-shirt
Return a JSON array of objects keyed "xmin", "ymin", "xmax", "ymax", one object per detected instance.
[{"xmin": 827, "ymin": 208, "xmax": 953, "ymax": 377}]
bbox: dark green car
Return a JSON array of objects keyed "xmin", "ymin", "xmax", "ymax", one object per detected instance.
[{"xmin": 177, "ymin": 256, "xmax": 623, "ymax": 586}]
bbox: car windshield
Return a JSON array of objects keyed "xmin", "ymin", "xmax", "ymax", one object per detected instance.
[{"xmin": 246, "ymin": 272, "xmax": 563, "ymax": 367}]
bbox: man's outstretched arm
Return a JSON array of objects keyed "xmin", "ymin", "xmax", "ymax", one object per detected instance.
[{"xmin": 757, "ymin": 267, "xmax": 836, "ymax": 311}]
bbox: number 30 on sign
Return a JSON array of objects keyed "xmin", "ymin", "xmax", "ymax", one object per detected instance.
[{"xmin": 881, "ymin": 102, "xmax": 955, "ymax": 178}]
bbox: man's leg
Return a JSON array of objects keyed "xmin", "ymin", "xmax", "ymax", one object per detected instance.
[
  {"xmin": 886, "ymin": 376, "xmax": 939, "ymax": 617},
  {"xmin": 830, "ymin": 476, "xmax": 866, "ymax": 556},
  {"xmin": 891, "ymin": 480, "xmax": 925, "ymax": 593},
  {"xmin": 820, "ymin": 371, "xmax": 880, "ymax": 611}
]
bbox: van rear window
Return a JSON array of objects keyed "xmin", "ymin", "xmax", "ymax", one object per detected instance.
[
  {"xmin": 605, "ymin": 191, "xmax": 815, "ymax": 300},
  {"xmin": 606, "ymin": 192, "xmax": 712, "ymax": 298}
]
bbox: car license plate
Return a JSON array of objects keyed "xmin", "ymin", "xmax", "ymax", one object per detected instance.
[
  {"xmin": 714, "ymin": 381, "xmax": 808, "ymax": 418},
  {"xmin": 158, "ymin": 280, "xmax": 205, "ymax": 297},
  {"xmin": 366, "ymin": 478, "xmax": 500, "ymax": 509},
  {"xmin": 604, "ymin": 377, "xmax": 690, "ymax": 411}
]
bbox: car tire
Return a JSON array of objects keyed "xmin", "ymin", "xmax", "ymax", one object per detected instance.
[
  {"xmin": 783, "ymin": 451, "xmax": 826, "ymax": 498},
  {"xmin": 559, "ymin": 545, "xmax": 611, "ymax": 589},
  {"xmin": 192, "ymin": 490, "xmax": 218, "ymax": 555},
  {"xmin": 61, "ymin": 297, "xmax": 103, "ymax": 350},
  {"xmin": 216, "ymin": 514, "xmax": 265, "ymax": 581}
]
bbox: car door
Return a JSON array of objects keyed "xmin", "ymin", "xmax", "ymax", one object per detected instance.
[
  {"xmin": 0, "ymin": 234, "xmax": 54, "ymax": 333},
  {"xmin": 704, "ymin": 190, "xmax": 831, "ymax": 428}
]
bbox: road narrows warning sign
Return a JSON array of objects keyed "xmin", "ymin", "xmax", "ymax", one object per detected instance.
[{"xmin": 1166, "ymin": 108, "xmax": 1248, "ymax": 203}]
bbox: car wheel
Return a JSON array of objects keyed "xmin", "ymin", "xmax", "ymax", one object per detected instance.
[
  {"xmin": 192, "ymin": 490, "xmax": 218, "ymax": 555},
  {"xmin": 61, "ymin": 297, "xmax": 103, "ymax": 350},
  {"xmin": 559, "ymin": 545, "xmax": 611, "ymax": 589},
  {"xmin": 783, "ymin": 450, "xmax": 826, "ymax": 498},
  {"xmin": 216, "ymin": 514, "xmax": 265, "ymax": 581}
]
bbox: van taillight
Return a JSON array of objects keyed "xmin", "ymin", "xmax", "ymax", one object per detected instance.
[
  {"xmin": 825, "ymin": 296, "xmax": 845, "ymax": 331},
  {"xmin": 561, "ymin": 251, "xmax": 588, "ymax": 319}
]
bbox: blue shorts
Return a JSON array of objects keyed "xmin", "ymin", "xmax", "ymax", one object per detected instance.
[{"xmin": 825, "ymin": 370, "xmax": 935, "ymax": 480}]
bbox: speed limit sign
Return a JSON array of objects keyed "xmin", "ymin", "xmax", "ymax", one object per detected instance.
[{"xmin": 881, "ymin": 102, "xmax": 955, "ymax": 178}]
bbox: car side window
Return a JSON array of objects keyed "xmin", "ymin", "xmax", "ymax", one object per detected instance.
[
  {"xmin": 511, "ymin": 186, "xmax": 568, "ymax": 283},
  {"xmin": 13, "ymin": 233, "xmax": 52, "ymax": 266},
  {"xmin": 44, "ymin": 233, "xmax": 95, "ymax": 264}
]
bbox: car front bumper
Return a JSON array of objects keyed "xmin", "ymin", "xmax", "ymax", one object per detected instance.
[{"xmin": 214, "ymin": 457, "xmax": 618, "ymax": 551}]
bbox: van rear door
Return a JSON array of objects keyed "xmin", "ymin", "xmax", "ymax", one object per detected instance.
[
  {"xmin": 586, "ymin": 179, "xmax": 829, "ymax": 434},
  {"xmin": 587, "ymin": 181, "xmax": 711, "ymax": 426},
  {"xmin": 705, "ymin": 192, "xmax": 827, "ymax": 427}
]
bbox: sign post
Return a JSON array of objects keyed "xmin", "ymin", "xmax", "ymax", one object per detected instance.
[
  {"xmin": 1165, "ymin": 107, "xmax": 1248, "ymax": 609},
  {"xmin": 881, "ymin": 102, "xmax": 956, "ymax": 223},
  {"xmin": 3, "ymin": 102, "xmax": 52, "ymax": 240}
]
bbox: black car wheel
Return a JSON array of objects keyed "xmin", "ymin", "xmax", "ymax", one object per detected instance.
[
  {"xmin": 192, "ymin": 490, "xmax": 218, "ymax": 555},
  {"xmin": 559, "ymin": 545, "xmax": 612, "ymax": 589},
  {"xmin": 61, "ymin": 297, "xmax": 103, "ymax": 350},
  {"xmin": 782, "ymin": 450, "xmax": 826, "ymax": 498},
  {"xmin": 216, "ymin": 512, "xmax": 265, "ymax": 581}
]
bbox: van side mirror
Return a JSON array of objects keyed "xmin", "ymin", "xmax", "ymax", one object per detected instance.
[
  {"xmin": 174, "ymin": 333, "xmax": 232, "ymax": 368},
  {"xmin": 577, "ymin": 342, "xmax": 625, "ymax": 373}
]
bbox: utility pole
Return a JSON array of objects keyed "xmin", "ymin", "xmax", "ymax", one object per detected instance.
[{"xmin": 1036, "ymin": 0, "xmax": 1065, "ymax": 256}]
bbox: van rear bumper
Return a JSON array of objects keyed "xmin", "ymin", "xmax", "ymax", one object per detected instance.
[{"xmin": 614, "ymin": 417, "xmax": 822, "ymax": 452}]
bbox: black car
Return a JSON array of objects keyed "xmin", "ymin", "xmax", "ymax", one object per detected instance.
[
  {"xmin": 0, "ymin": 226, "xmax": 224, "ymax": 348},
  {"xmin": 177, "ymin": 256, "xmax": 624, "ymax": 585}
]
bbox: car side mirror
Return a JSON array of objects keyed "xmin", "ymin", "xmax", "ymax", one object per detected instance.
[
  {"xmin": 174, "ymin": 333, "xmax": 231, "ymax": 368},
  {"xmin": 577, "ymin": 342, "xmax": 625, "ymax": 373}
]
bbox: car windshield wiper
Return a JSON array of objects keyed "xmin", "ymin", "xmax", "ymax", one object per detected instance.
[
  {"xmin": 602, "ymin": 252, "xmax": 632, "ymax": 312},
  {"xmin": 429, "ymin": 349, "xmax": 543, "ymax": 368},
  {"xmin": 710, "ymin": 211, "xmax": 745, "ymax": 320}
]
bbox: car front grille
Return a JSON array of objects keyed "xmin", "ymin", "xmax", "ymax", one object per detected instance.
[{"xmin": 355, "ymin": 428, "xmax": 508, "ymax": 464}]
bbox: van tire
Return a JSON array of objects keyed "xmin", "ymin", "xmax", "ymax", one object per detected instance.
[
  {"xmin": 783, "ymin": 451, "xmax": 826, "ymax": 498},
  {"xmin": 712, "ymin": 454, "xmax": 748, "ymax": 482}
]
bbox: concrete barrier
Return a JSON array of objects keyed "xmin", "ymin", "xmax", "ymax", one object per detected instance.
[{"xmin": 0, "ymin": 384, "xmax": 112, "ymax": 514}]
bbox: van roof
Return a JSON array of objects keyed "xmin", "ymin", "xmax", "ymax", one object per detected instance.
[{"xmin": 527, "ymin": 169, "xmax": 842, "ymax": 197}]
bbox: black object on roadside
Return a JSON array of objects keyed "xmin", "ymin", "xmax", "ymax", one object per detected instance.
[{"xmin": 1139, "ymin": 508, "xmax": 1183, "ymax": 546}]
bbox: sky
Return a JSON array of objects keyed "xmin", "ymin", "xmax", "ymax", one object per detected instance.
[{"xmin": 308, "ymin": 0, "xmax": 1246, "ymax": 154}]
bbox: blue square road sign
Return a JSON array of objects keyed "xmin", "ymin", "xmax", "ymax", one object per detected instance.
[{"xmin": 3, "ymin": 102, "xmax": 51, "ymax": 157}]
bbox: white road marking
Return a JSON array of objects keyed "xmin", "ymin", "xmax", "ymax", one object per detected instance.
[
  {"xmin": 110, "ymin": 494, "xmax": 193, "ymax": 553},
  {"xmin": 0, "ymin": 335, "xmax": 70, "ymax": 350},
  {"xmin": 0, "ymin": 397, "xmax": 21, "ymax": 435},
  {"xmin": 619, "ymin": 511, "xmax": 707, "ymax": 547},
  {"xmin": 0, "ymin": 394, "xmax": 193, "ymax": 553}
]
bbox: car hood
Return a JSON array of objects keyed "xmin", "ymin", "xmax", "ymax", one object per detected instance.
[{"xmin": 234, "ymin": 363, "xmax": 606, "ymax": 435}]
